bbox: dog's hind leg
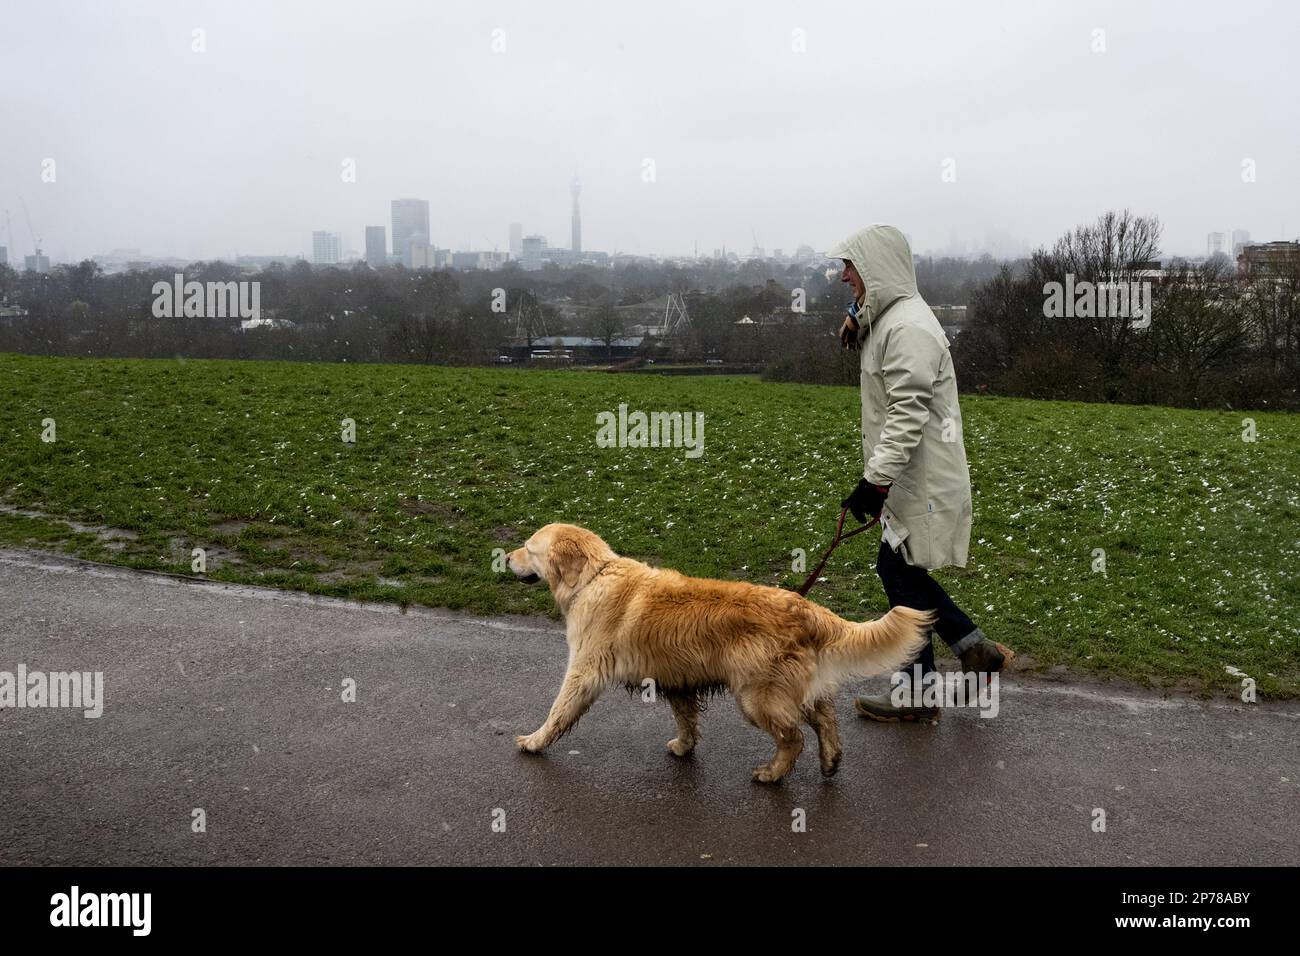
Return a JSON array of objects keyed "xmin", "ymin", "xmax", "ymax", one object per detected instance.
[
  {"xmin": 802, "ymin": 697, "xmax": 842, "ymax": 777},
  {"xmin": 664, "ymin": 691, "xmax": 701, "ymax": 757},
  {"xmin": 517, "ymin": 664, "xmax": 605, "ymax": 754},
  {"xmin": 736, "ymin": 685, "xmax": 804, "ymax": 783}
]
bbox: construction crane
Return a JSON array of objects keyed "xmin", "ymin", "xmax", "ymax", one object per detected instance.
[{"xmin": 19, "ymin": 197, "xmax": 42, "ymax": 258}]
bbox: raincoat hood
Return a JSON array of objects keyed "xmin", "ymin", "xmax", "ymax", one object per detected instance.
[{"xmin": 827, "ymin": 224, "xmax": 918, "ymax": 323}]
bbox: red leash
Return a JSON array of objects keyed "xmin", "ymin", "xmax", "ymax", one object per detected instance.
[{"xmin": 795, "ymin": 507, "xmax": 880, "ymax": 597}]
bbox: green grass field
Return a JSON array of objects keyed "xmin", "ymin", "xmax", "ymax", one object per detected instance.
[{"xmin": 2, "ymin": 352, "xmax": 1297, "ymax": 696}]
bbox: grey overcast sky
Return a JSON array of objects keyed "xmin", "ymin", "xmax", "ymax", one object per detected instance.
[{"xmin": 2, "ymin": 0, "xmax": 1297, "ymax": 264}]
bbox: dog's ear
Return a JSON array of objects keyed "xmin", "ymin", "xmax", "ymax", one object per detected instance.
[{"xmin": 547, "ymin": 534, "xmax": 589, "ymax": 591}]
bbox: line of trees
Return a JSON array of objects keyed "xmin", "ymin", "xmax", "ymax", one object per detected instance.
[
  {"xmin": 4, "ymin": 216, "xmax": 1289, "ymax": 411},
  {"xmin": 0, "ymin": 249, "xmax": 1001, "ymax": 371},
  {"xmin": 0, "ymin": 260, "xmax": 505, "ymax": 365},
  {"xmin": 0, "ymin": 257, "xmax": 851, "ymax": 367},
  {"xmin": 956, "ymin": 211, "xmax": 1300, "ymax": 410}
]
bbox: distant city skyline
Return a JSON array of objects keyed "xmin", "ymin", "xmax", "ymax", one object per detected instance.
[
  {"xmin": 12, "ymin": 173, "xmax": 1291, "ymax": 268},
  {"xmin": 8, "ymin": 206, "xmax": 1281, "ymax": 271},
  {"xmin": 6, "ymin": 173, "xmax": 1278, "ymax": 270},
  {"xmin": 2, "ymin": 172, "xmax": 1277, "ymax": 273}
]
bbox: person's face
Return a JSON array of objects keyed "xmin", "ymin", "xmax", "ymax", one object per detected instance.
[{"xmin": 841, "ymin": 260, "xmax": 865, "ymax": 300}]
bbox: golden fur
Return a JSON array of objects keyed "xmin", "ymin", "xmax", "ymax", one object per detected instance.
[{"xmin": 507, "ymin": 523, "xmax": 934, "ymax": 783}]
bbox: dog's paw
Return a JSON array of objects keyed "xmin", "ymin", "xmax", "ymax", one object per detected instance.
[
  {"xmin": 667, "ymin": 737, "xmax": 695, "ymax": 757},
  {"xmin": 516, "ymin": 734, "xmax": 544, "ymax": 753},
  {"xmin": 820, "ymin": 752, "xmax": 842, "ymax": 777},
  {"xmin": 750, "ymin": 764, "xmax": 786, "ymax": 784}
]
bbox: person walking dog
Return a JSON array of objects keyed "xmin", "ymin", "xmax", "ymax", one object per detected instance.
[{"xmin": 830, "ymin": 224, "xmax": 1013, "ymax": 722}]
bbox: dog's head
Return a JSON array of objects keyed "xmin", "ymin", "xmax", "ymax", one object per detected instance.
[{"xmin": 507, "ymin": 523, "xmax": 618, "ymax": 605}]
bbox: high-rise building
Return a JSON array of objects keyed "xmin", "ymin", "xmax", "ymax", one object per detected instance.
[
  {"xmin": 1232, "ymin": 229, "xmax": 1252, "ymax": 257},
  {"xmin": 365, "ymin": 226, "xmax": 387, "ymax": 268},
  {"xmin": 1207, "ymin": 231, "xmax": 1227, "ymax": 258},
  {"xmin": 24, "ymin": 249, "xmax": 50, "ymax": 273},
  {"xmin": 570, "ymin": 178, "xmax": 582, "ymax": 255},
  {"xmin": 391, "ymin": 199, "xmax": 430, "ymax": 264},
  {"xmin": 312, "ymin": 231, "xmax": 342, "ymax": 265},
  {"xmin": 521, "ymin": 234, "xmax": 548, "ymax": 270},
  {"xmin": 0, "ymin": 245, "xmax": 7, "ymax": 267},
  {"xmin": 509, "ymin": 222, "xmax": 523, "ymax": 258}
]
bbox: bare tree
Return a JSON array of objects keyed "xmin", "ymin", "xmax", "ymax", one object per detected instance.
[
  {"xmin": 582, "ymin": 300, "xmax": 626, "ymax": 361},
  {"xmin": 1033, "ymin": 209, "xmax": 1163, "ymax": 383},
  {"xmin": 1241, "ymin": 259, "xmax": 1300, "ymax": 374},
  {"xmin": 1150, "ymin": 258, "xmax": 1247, "ymax": 405},
  {"xmin": 1045, "ymin": 209, "xmax": 1162, "ymax": 279}
]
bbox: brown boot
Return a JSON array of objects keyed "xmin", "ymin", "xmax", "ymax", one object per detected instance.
[
  {"xmin": 954, "ymin": 629, "xmax": 1016, "ymax": 675},
  {"xmin": 854, "ymin": 692, "xmax": 941, "ymax": 724}
]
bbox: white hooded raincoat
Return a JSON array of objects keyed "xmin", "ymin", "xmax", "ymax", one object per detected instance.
[{"xmin": 828, "ymin": 224, "xmax": 973, "ymax": 570}]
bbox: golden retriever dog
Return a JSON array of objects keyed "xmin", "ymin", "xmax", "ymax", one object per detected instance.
[{"xmin": 507, "ymin": 523, "xmax": 934, "ymax": 783}]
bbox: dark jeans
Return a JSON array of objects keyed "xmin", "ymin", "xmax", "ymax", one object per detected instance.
[{"xmin": 875, "ymin": 539, "xmax": 978, "ymax": 678}]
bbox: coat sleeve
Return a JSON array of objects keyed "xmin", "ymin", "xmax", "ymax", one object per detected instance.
[{"xmin": 864, "ymin": 323, "xmax": 942, "ymax": 485}]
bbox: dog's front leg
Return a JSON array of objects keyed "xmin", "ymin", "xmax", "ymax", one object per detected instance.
[
  {"xmin": 665, "ymin": 691, "xmax": 700, "ymax": 756},
  {"xmin": 516, "ymin": 665, "xmax": 604, "ymax": 754}
]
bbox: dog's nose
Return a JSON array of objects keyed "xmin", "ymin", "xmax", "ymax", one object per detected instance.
[{"xmin": 505, "ymin": 550, "xmax": 537, "ymax": 582}]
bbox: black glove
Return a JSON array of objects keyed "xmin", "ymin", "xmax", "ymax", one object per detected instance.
[{"xmin": 842, "ymin": 477, "xmax": 890, "ymax": 523}]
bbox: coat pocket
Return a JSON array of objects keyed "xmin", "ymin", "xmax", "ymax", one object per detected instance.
[{"xmin": 890, "ymin": 473, "xmax": 920, "ymax": 500}]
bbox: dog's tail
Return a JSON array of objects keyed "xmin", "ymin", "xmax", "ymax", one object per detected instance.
[{"xmin": 810, "ymin": 605, "xmax": 935, "ymax": 688}]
